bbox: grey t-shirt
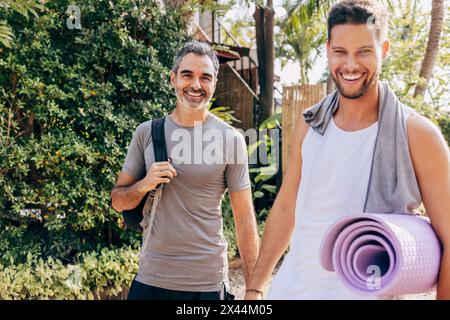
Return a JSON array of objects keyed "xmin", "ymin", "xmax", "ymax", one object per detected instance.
[{"xmin": 121, "ymin": 114, "xmax": 250, "ymax": 292}]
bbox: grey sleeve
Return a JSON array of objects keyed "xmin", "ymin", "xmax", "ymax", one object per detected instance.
[
  {"xmin": 225, "ymin": 132, "xmax": 251, "ymax": 192},
  {"xmin": 121, "ymin": 122, "xmax": 150, "ymax": 180}
]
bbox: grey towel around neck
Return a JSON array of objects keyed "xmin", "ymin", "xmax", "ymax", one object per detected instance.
[{"xmin": 303, "ymin": 82, "xmax": 422, "ymax": 213}]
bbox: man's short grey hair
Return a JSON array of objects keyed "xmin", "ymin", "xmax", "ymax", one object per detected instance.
[{"xmin": 172, "ymin": 41, "xmax": 220, "ymax": 78}]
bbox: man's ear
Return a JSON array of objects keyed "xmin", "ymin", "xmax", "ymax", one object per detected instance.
[
  {"xmin": 382, "ymin": 38, "xmax": 390, "ymax": 59},
  {"xmin": 170, "ymin": 71, "xmax": 176, "ymax": 86}
]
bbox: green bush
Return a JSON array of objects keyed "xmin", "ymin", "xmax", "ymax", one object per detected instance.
[
  {"xmin": 0, "ymin": 246, "xmax": 138, "ymax": 300},
  {"xmin": 0, "ymin": 0, "xmax": 188, "ymax": 263},
  {"xmin": 380, "ymin": 1, "xmax": 449, "ymax": 145}
]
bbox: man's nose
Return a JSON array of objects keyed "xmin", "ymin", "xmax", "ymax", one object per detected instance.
[
  {"xmin": 345, "ymin": 55, "xmax": 360, "ymax": 72},
  {"xmin": 190, "ymin": 78, "xmax": 201, "ymax": 90}
]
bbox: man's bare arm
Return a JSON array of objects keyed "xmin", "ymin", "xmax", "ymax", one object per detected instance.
[
  {"xmin": 245, "ymin": 115, "xmax": 309, "ymax": 299},
  {"xmin": 229, "ymin": 188, "xmax": 260, "ymax": 286},
  {"xmin": 408, "ymin": 115, "xmax": 450, "ymax": 300}
]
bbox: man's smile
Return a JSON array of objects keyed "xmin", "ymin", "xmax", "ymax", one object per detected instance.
[{"xmin": 339, "ymin": 72, "xmax": 366, "ymax": 84}]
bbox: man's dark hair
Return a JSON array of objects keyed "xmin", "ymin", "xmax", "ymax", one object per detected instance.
[
  {"xmin": 327, "ymin": 0, "xmax": 388, "ymax": 42},
  {"xmin": 172, "ymin": 40, "xmax": 219, "ymax": 77}
]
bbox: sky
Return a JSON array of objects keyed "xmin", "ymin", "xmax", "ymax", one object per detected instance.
[{"xmin": 220, "ymin": 0, "xmax": 435, "ymax": 87}]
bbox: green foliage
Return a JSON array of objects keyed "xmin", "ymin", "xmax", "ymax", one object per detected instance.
[
  {"xmin": 0, "ymin": 0, "xmax": 44, "ymax": 47},
  {"xmin": 277, "ymin": 0, "xmax": 329, "ymax": 83},
  {"xmin": 0, "ymin": 0, "xmax": 188, "ymax": 263},
  {"xmin": 0, "ymin": 246, "xmax": 138, "ymax": 300},
  {"xmin": 380, "ymin": 0, "xmax": 450, "ymax": 144},
  {"xmin": 219, "ymin": 4, "xmax": 256, "ymax": 48},
  {"xmin": 210, "ymin": 105, "xmax": 240, "ymax": 124},
  {"xmin": 209, "ymin": 104, "xmax": 241, "ymax": 125},
  {"xmin": 248, "ymin": 112, "xmax": 279, "ymax": 209},
  {"xmin": 285, "ymin": 0, "xmax": 332, "ymax": 26}
]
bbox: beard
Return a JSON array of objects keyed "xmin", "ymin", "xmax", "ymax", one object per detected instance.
[
  {"xmin": 175, "ymin": 88, "xmax": 210, "ymax": 109},
  {"xmin": 332, "ymin": 70, "xmax": 379, "ymax": 100}
]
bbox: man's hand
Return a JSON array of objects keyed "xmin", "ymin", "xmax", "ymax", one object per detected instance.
[
  {"xmin": 111, "ymin": 161, "xmax": 177, "ymax": 212},
  {"xmin": 137, "ymin": 161, "xmax": 177, "ymax": 193},
  {"xmin": 244, "ymin": 290, "xmax": 264, "ymax": 300}
]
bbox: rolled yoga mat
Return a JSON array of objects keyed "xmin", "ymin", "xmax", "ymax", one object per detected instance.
[{"xmin": 319, "ymin": 213, "xmax": 442, "ymax": 296}]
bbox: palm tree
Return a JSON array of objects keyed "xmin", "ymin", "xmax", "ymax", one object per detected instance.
[
  {"xmin": 0, "ymin": 0, "xmax": 43, "ymax": 47},
  {"xmin": 287, "ymin": 0, "xmax": 332, "ymax": 26},
  {"xmin": 280, "ymin": 0, "xmax": 332, "ymax": 88},
  {"xmin": 413, "ymin": 0, "xmax": 445, "ymax": 98},
  {"xmin": 278, "ymin": 0, "xmax": 330, "ymax": 84}
]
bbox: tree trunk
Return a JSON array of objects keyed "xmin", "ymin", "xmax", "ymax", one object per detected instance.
[
  {"xmin": 254, "ymin": 1, "xmax": 275, "ymax": 127},
  {"xmin": 413, "ymin": 0, "xmax": 444, "ymax": 98},
  {"xmin": 254, "ymin": 5, "xmax": 266, "ymax": 96},
  {"xmin": 261, "ymin": 1, "xmax": 275, "ymax": 125},
  {"xmin": 299, "ymin": 59, "xmax": 307, "ymax": 85}
]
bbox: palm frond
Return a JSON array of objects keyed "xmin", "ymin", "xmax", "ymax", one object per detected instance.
[
  {"xmin": 0, "ymin": 20, "xmax": 14, "ymax": 47},
  {"xmin": 1, "ymin": 0, "xmax": 43, "ymax": 18}
]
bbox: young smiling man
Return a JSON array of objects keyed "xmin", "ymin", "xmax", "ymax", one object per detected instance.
[
  {"xmin": 111, "ymin": 41, "xmax": 259, "ymax": 300},
  {"xmin": 245, "ymin": 0, "xmax": 450, "ymax": 300}
]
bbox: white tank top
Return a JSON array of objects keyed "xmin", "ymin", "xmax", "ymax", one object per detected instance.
[{"xmin": 267, "ymin": 116, "xmax": 385, "ymax": 300}]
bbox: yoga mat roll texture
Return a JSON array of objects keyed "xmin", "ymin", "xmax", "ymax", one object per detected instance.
[{"xmin": 319, "ymin": 213, "xmax": 441, "ymax": 296}]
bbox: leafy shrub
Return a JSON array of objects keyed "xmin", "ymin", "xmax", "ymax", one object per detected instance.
[
  {"xmin": 0, "ymin": 246, "xmax": 138, "ymax": 300},
  {"xmin": 0, "ymin": 0, "xmax": 188, "ymax": 262},
  {"xmin": 380, "ymin": 1, "xmax": 449, "ymax": 144}
]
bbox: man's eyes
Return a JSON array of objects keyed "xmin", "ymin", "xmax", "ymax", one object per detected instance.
[
  {"xmin": 182, "ymin": 74, "xmax": 211, "ymax": 81},
  {"xmin": 332, "ymin": 50, "xmax": 372, "ymax": 55}
]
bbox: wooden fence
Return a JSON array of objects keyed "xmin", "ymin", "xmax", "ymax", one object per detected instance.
[{"xmin": 282, "ymin": 84, "xmax": 326, "ymax": 174}]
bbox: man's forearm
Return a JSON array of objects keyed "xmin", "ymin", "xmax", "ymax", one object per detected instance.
[
  {"xmin": 437, "ymin": 247, "xmax": 450, "ymax": 299},
  {"xmin": 247, "ymin": 203, "xmax": 295, "ymax": 292},
  {"xmin": 235, "ymin": 217, "xmax": 259, "ymax": 285},
  {"xmin": 111, "ymin": 181, "xmax": 147, "ymax": 212}
]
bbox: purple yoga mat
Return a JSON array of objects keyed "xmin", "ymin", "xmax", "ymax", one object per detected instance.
[{"xmin": 319, "ymin": 213, "xmax": 441, "ymax": 296}]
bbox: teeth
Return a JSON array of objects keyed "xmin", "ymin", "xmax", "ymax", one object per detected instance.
[
  {"xmin": 186, "ymin": 92, "xmax": 203, "ymax": 97},
  {"xmin": 342, "ymin": 73, "xmax": 362, "ymax": 81}
]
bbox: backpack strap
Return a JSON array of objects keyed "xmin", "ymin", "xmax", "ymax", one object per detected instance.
[
  {"xmin": 151, "ymin": 117, "xmax": 168, "ymax": 162},
  {"xmin": 139, "ymin": 118, "xmax": 167, "ymax": 248},
  {"xmin": 122, "ymin": 117, "xmax": 167, "ymax": 231}
]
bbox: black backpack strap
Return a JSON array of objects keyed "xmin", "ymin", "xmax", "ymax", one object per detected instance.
[
  {"xmin": 121, "ymin": 117, "xmax": 167, "ymax": 231},
  {"xmin": 151, "ymin": 117, "xmax": 168, "ymax": 162}
]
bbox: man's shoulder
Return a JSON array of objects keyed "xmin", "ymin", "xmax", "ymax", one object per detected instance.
[
  {"xmin": 130, "ymin": 120, "xmax": 153, "ymax": 148},
  {"xmin": 135, "ymin": 119, "xmax": 152, "ymax": 132},
  {"xmin": 407, "ymin": 114, "xmax": 446, "ymax": 149},
  {"xmin": 295, "ymin": 113, "xmax": 311, "ymax": 144}
]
